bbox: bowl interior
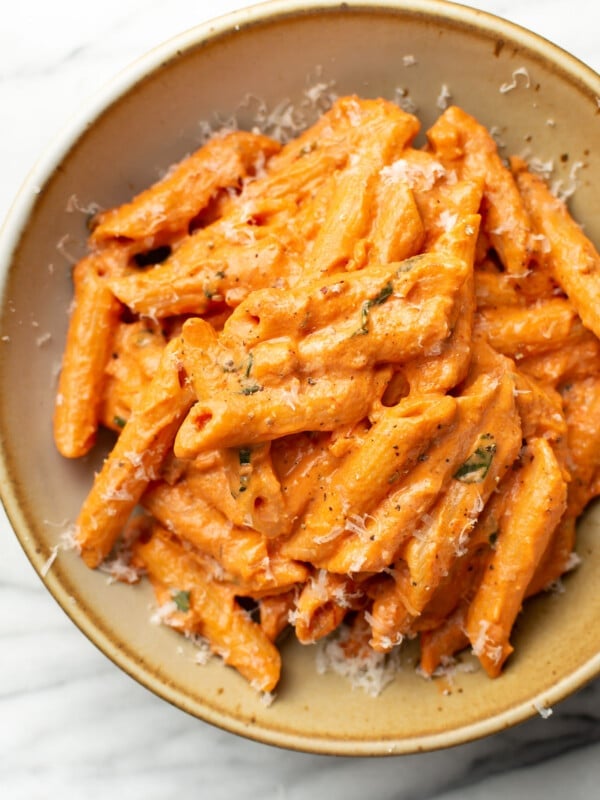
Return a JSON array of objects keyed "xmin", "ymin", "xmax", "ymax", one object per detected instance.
[{"xmin": 1, "ymin": 0, "xmax": 600, "ymax": 755}]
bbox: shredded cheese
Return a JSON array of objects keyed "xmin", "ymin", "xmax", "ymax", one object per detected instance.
[
  {"xmin": 316, "ymin": 625, "xmax": 402, "ymax": 697},
  {"xmin": 499, "ymin": 67, "xmax": 531, "ymax": 94}
]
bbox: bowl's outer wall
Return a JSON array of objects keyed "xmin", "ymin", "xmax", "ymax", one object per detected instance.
[{"xmin": 1, "ymin": 1, "xmax": 599, "ymax": 754}]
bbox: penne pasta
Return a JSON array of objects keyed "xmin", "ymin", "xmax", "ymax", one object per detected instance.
[
  {"xmin": 464, "ymin": 438, "xmax": 567, "ymax": 677},
  {"xmin": 91, "ymin": 130, "xmax": 281, "ymax": 243},
  {"xmin": 54, "ymin": 96, "xmax": 600, "ymax": 692},
  {"xmin": 512, "ymin": 155, "xmax": 600, "ymax": 339},
  {"xmin": 75, "ymin": 337, "xmax": 195, "ymax": 567},
  {"xmin": 427, "ymin": 105, "xmax": 534, "ymax": 275},
  {"xmin": 133, "ymin": 526, "xmax": 281, "ymax": 692},
  {"xmin": 54, "ymin": 250, "xmax": 125, "ymax": 457}
]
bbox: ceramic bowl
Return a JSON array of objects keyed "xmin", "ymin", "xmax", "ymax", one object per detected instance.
[{"xmin": 1, "ymin": 0, "xmax": 599, "ymax": 755}]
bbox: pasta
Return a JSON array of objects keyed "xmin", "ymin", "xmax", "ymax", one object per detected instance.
[{"xmin": 54, "ymin": 96, "xmax": 600, "ymax": 693}]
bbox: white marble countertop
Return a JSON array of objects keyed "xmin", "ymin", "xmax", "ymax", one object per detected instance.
[{"xmin": 1, "ymin": 1, "xmax": 600, "ymax": 797}]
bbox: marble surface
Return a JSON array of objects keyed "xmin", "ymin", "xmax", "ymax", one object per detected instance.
[{"xmin": 1, "ymin": 1, "xmax": 600, "ymax": 797}]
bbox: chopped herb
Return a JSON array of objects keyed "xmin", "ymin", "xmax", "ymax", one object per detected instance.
[
  {"xmin": 454, "ymin": 438, "xmax": 497, "ymax": 483},
  {"xmin": 354, "ymin": 281, "xmax": 394, "ymax": 336},
  {"xmin": 171, "ymin": 589, "xmax": 191, "ymax": 612},
  {"xmin": 204, "ymin": 286, "xmax": 215, "ymax": 299},
  {"xmin": 245, "ymin": 352, "xmax": 254, "ymax": 378},
  {"xmin": 215, "ymin": 270, "xmax": 226, "ymax": 279},
  {"xmin": 240, "ymin": 384, "xmax": 262, "ymax": 395},
  {"xmin": 370, "ymin": 281, "xmax": 394, "ymax": 307},
  {"xmin": 113, "ymin": 415, "xmax": 127, "ymax": 429},
  {"xmin": 239, "ymin": 447, "xmax": 252, "ymax": 465},
  {"xmin": 489, "ymin": 531, "xmax": 499, "ymax": 547}
]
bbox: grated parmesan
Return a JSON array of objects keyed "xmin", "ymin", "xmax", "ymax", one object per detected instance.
[
  {"xmin": 471, "ymin": 620, "xmax": 503, "ymax": 665},
  {"xmin": 551, "ymin": 160, "xmax": 585, "ymax": 202},
  {"xmin": 394, "ymin": 86, "xmax": 418, "ymax": 114},
  {"xmin": 315, "ymin": 625, "xmax": 402, "ymax": 697},
  {"xmin": 380, "ymin": 158, "xmax": 445, "ymax": 191},
  {"xmin": 65, "ymin": 193, "xmax": 103, "ymax": 216},
  {"xmin": 499, "ymin": 66, "xmax": 531, "ymax": 94},
  {"xmin": 55, "ymin": 233, "xmax": 82, "ymax": 265},
  {"xmin": 436, "ymin": 83, "xmax": 452, "ymax": 110},
  {"xmin": 533, "ymin": 700, "xmax": 553, "ymax": 719},
  {"xmin": 40, "ymin": 523, "xmax": 80, "ymax": 577}
]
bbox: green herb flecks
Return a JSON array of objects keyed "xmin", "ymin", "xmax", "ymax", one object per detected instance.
[
  {"xmin": 240, "ymin": 383, "xmax": 262, "ymax": 395},
  {"xmin": 454, "ymin": 435, "xmax": 497, "ymax": 483},
  {"xmin": 354, "ymin": 281, "xmax": 394, "ymax": 336},
  {"xmin": 113, "ymin": 415, "xmax": 127, "ymax": 429},
  {"xmin": 244, "ymin": 352, "xmax": 254, "ymax": 378},
  {"xmin": 171, "ymin": 589, "xmax": 191, "ymax": 613}
]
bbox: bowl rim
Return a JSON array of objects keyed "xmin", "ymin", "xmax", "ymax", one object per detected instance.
[{"xmin": 1, "ymin": 0, "xmax": 600, "ymax": 756}]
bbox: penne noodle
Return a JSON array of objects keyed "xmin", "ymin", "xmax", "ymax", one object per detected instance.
[
  {"xmin": 185, "ymin": 444, "xmax": 291, "ymax": 539},
  {"xmin": 54, "ymin": 251, "xmax": 124, "ymax": 457},
  {"xmin": 512, "ymin": 155, "xmax": 600, "ymax": 339},
  {"xmin": 75, "ymin": 337, "xmax": 195, "ymax": 567},
  {"xmin": 475, "ymin": 298, "xmax": 585, "ymax": 359},
  {"xmin": 427, "ymin": 105, "xmax": 534, "ymax": 275},
  {"xmin": 91, "ymin": 130, "xmax": 281, "ymax": 243},
  {"xmin": 99, "ymin": 319, "xmax": 167, "ymax": 431},
  {"xmin": 291, "ymin": 570, "xmax": 364, "ymax": 644},
  {"xmin": 369, "ymin": 180, "xmax": 425, "ymax": 264},
  {"xmin": 133, "ymin": 526, "xmax": 281, "ymax": 692},
  {"xmin": 464, "ymin": 438, "xmax": 567, "ymax": 677}
]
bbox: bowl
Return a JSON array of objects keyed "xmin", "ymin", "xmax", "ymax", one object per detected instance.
[{"xmin": 1, "ymin": 0, "xmax": 600, "ymax": 756}]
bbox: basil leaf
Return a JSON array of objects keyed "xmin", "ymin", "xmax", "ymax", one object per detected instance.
[
  {"xmin": 240, "ymin": 384, "xmax": 262, "ymax": 395},
  {"xmin": 454, "ymin": 440, "xmax": 497, "ymax": 483},
  {"xmin": 171, "ymin": 589, "xmax": 191, "ymax": 613},
  {"xmin": 354, "ymin": 281, "xmax": 394, "ymax": 335}
]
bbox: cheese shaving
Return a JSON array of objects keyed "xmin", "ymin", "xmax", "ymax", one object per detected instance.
[{"xmin": 316, "ymin": 625, "xmax": 402, "ymax": 697}]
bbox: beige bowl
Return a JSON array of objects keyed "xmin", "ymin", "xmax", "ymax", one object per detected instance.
[{"xmin": 1, "ymin": 0, "xmax": 600, "ymax": 755}]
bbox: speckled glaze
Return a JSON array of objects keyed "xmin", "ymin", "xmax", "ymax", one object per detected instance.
[{"xmin": 1, "ymin": 0, "xmax": 599, "ymax": 755}]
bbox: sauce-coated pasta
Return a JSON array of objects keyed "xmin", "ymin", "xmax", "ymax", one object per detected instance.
[{"xmin": 54, "ymin": 96, "xmax": 600, "ymax": 693}]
